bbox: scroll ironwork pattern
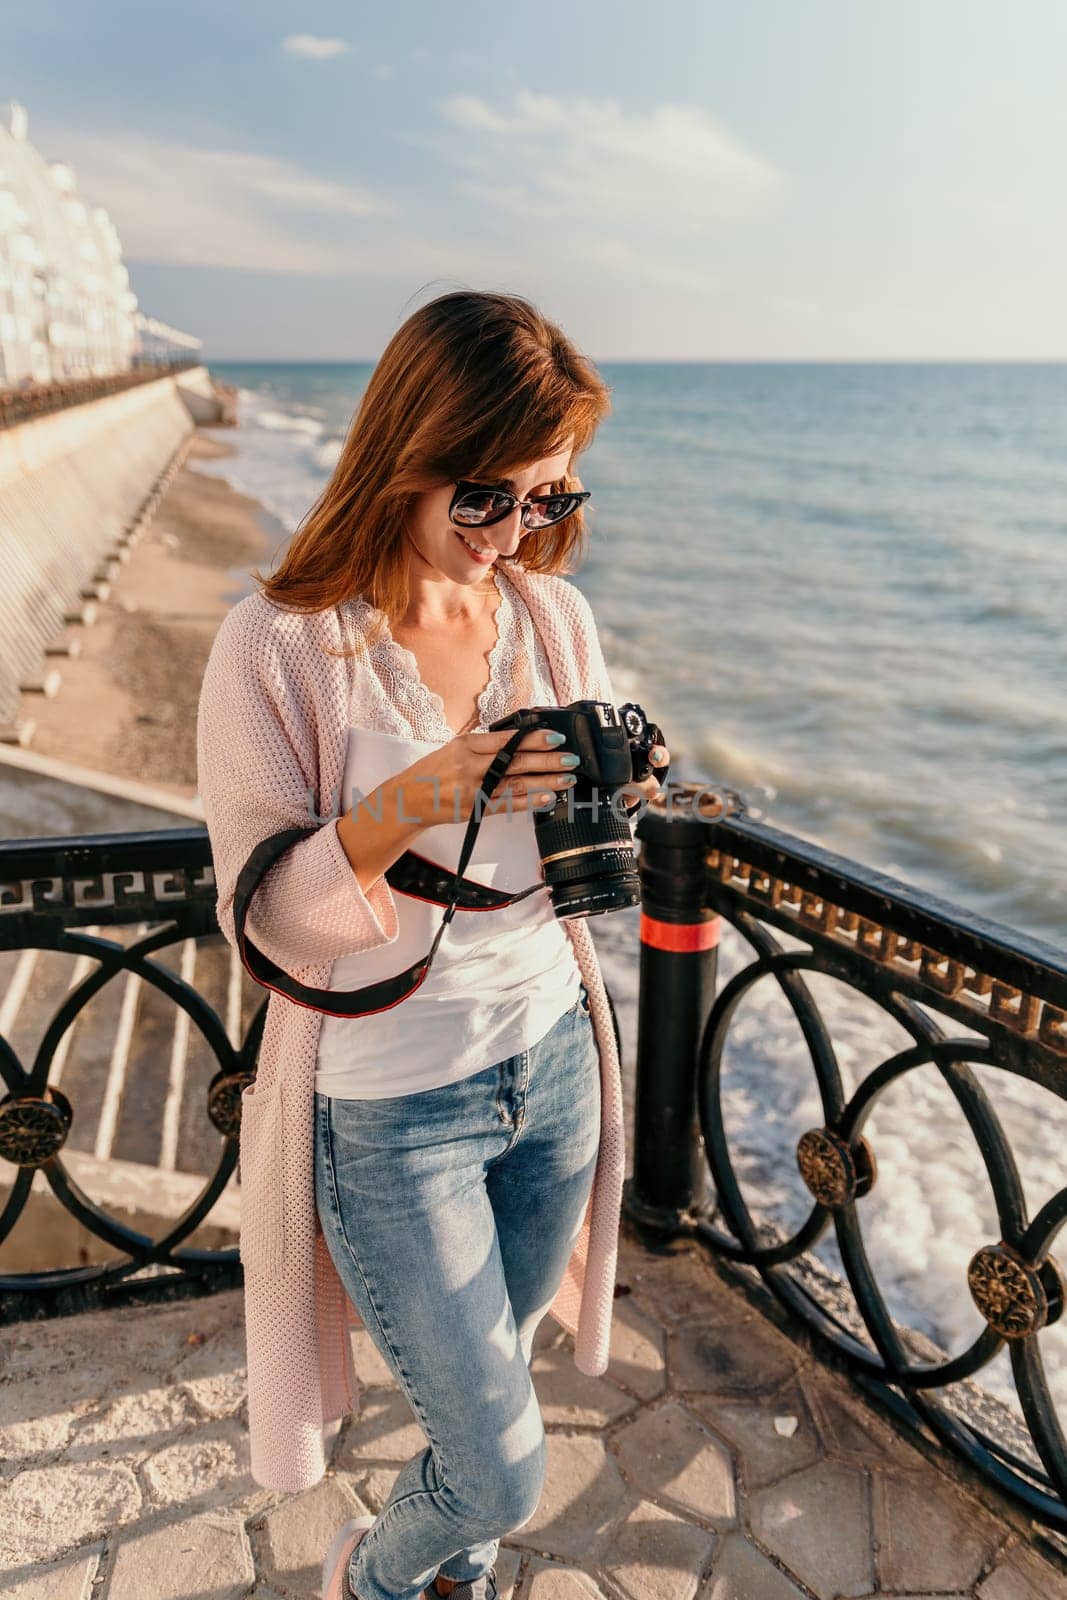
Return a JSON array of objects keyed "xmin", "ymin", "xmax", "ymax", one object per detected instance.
[
  {"xmin": 0, "ymin": 827, "xmax": 259, "ymax": 1320},
  {"xmin": 636, "ymin": 782, "xmax": 1067, "ymax": 1528}
]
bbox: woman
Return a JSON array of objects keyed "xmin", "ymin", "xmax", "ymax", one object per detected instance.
[{"xmin": 196, "ymin": 290, "xmax": 669, "ymax": 1600}]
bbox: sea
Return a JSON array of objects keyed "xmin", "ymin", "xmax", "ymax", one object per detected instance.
[{"xmin": 201, "ymin": 360, "xmax": 1066, "ymax": 1431}]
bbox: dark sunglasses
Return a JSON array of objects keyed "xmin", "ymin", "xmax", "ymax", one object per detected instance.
[{"xmin": 449, "ymin": 479, "xmax": 591, "ymax": 534}]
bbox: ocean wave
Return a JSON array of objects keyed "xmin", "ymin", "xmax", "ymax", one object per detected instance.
[
  {"xmin": 691, "ymin": 728, "xmax": 794, "ymax": 793},
  {"xmin": 252, "ymin": 407, "xmax": 324, "ymax": 438}
]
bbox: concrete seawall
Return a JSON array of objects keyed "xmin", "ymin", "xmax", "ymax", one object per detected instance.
[{"xmin": 0, "ymin": 366, "xmax": 229, "ymax": 740}]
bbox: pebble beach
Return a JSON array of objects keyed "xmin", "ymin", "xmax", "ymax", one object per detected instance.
[{"xmin": 24, "ymin": 433, "xmax": 284, "ymax": 800}]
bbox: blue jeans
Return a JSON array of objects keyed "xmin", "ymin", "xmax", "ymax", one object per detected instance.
[{"xmin": 313, "ymin": 984, "xmax": 600, "ymax": 1600}]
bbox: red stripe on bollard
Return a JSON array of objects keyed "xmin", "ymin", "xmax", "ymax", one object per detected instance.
[{"xmin": 640, "ymin": 912, "xmax": 721, "ymax": 952}]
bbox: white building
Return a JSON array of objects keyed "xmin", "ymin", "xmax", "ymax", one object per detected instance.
[
  {"xmin": 132, "ymin": 311, "xmax": 204, "ymax": 367},
  {"xmin": 0, "ymin": 101, "xmax": 174, "ymax": 387}
]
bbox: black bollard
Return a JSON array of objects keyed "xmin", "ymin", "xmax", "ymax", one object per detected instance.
[{"xmin": 625, "ymin": 782, "xmax": 738, "ymax": 1235}]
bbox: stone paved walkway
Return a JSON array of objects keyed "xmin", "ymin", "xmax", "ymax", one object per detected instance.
[{"xmin": 2, "ymin": 1217, "xmax": 1064, "ymax": 1600}]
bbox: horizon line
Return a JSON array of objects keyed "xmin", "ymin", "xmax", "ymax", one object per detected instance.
[{"xmin": 201, "ymin": 354, "xmax": 1067, "ymax": 366}]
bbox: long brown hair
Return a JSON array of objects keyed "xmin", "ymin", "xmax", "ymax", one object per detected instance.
[{"xmin": 251, "ymin": 288, "xmax": 612, "ymax": 656}]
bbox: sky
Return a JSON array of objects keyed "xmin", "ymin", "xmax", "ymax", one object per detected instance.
[{"xmin": 4, "ymin": 1, "xmax": 1066, "ymax": 361}]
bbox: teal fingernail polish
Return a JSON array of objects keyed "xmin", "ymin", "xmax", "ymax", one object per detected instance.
[
  {"xmin": 560, "ymin": 752, "xmax": 580, "ymax": 767},
  {"xmin": 545, "ymin": 731, "xmax": 566, "ymax": 745}
]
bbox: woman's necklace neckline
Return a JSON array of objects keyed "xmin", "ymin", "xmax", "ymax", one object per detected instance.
[{"xmin": 385, "ymin": 567, "xmax": 509, "ymax": 737}]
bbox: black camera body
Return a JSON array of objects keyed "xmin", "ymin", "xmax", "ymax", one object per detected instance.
[{"xmin": 487, "ymin": 699, "xmax": 668, "ymax": 919}]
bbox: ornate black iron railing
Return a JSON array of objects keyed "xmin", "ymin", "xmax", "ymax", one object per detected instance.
[
  {"xmin": 3, "ymin": 811, "xmax": 1065, "ymax": 1529},
  {"xmin": 0, "ymin": 828, "xmax": 253, "ymax": 1320},
  {"xmin": 628, "ymin": 780, "xmax": 1067, "ymax": 1530}
]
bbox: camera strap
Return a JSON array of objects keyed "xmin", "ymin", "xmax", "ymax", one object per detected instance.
[{"xmin": 231, "ymin": 725, "xmax": 546, "ymax": 1018}]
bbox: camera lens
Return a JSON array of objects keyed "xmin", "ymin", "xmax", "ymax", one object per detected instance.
[{"xmin": 533, "ymin": 792, "xmax": 641, "ymax": 918}]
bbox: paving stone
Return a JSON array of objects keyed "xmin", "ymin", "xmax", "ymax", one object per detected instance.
[
  {"xmin": 491, "ymin": 1545, "xmax": 522, "ymax": 1597},
  {"xmin": 67, "ymin": 1383, "xmax": 197, "ymax": 1460},
  {"xmin": 1, "ymin": 1331, "xmax": 72, "ymax": 1387},
  {"xmin": 3, "ymin": 1300, "xmax": 212, "ymax": 1399},
  {"xmin": 705, "ymin": 1531, "xmax": 809, "ymax": 1599},
  {"xmin": 0, "ymin": 1321, "xmax": 133, "ymax": 1391},
  {"xmin": 595, "ymin": 1496, "xmax": 716, "ymax": 1600},
  {"xmin": 806, "ymin": 1381, "xmax": 926, "ymax": 1473},
  {"xmin": 335, "ymin": 1386, "xmax": 429, "ymax": 1465},
  {"xmin": 0, "ymin": 1369, "xmax": 101, "ymax": 1466},
  {"xmin": 534, "ymin": 1314, "xmax": 566, "ymax": 1354},
  {"xmin": 349, "ymin": 1327, "xmax": 398, "ymax": 1387},
  {"xmin": 151, "ymin": 1289, "xmax": 247, "ymax": 1362},
  {"xmin": 107, "ymin": 1509, "xmax": 254, "ymax": 1600},
  {"xmin": 977, "ymin": 1543, "xmax": 1067, "ymax": 1599},
  {"xmin": 168, "ymin": 1310, "xmax": 249, "ymax": 1419},
  {"xmin": 615, "ymin": 1241, "xmax": 733, "ymax": 1329},
  {"xmin": 508, "ymin": 1433, "xmax": 634, "ymax": 1562},
  {"xmin": 689, "ymin": 1377, "xmax": 823, "ymax": 1491},
  {"xmin": 256, "ymin": 1475, "xmax": 368, "ymax": 1595},
  {"xmin": 524, "ymin": 1556, "xmax": 607, "ymax": 1596},
  {"xmin": 604, "ymin": 1295, "xmax": 667, "ymax": 1401},
  {"xmin": 667, "ymin": 1314, "xmax": 804, "ymax": 1397},
  {"xmin": 179, "ymin": 1365, "xmax": 249, "ymax": 1420},
  {"xmin": 141, "ymin": 1417, "xmax": 254, "ymax": 1508},
  {"xmin": 2, "ymin": 1543, "xmax": 102, "ymax": 1599},
  {"xmin": 531, "ymin": 1344, "xmax": 638, "ymax": 1427},
  {"xmin": 612, "ymin": 1399, "xmax": 736, "ymax": 1525},
  {"xmin": 0, "ymin": 1460, "xmax": 141, "ymax": 1565},
  {"xmin": 347, "ymin": 1463, "xmax": 400, "ymax": 1511},
  {"xmin": 872, "ymin": 1470, "xmax": 1011, "ymax": 1592},
  {"xmin": 749, "ymin": 1459, "xmax": 874, "ymax": 1598}
]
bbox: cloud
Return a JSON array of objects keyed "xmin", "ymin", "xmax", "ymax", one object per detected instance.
[
  {"xmin": 40, "ymin": 128, "xmax": 397, "ymax": 273},
  {"xmin": 28, "ymin": 92, "xmax": 775, "ymax": 309},
  {"xmin": 580, "ymin": 237, "xmax": 722, "ymax": 295},
  {"xmin": 282, "ymin": 34, "xmax": 349, "ymax": 60},
  {"xmin": 438, "ymin": 90, "xmax": 778, "ymax": 228},
  {"xmin": 31, "ymin": 122, "xmax": 555, "ymax": 285}
]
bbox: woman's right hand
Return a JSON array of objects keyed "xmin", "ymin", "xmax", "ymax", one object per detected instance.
[{"xmin": 388, "ymin": 727, "xmax": 577, "ymax": 830}]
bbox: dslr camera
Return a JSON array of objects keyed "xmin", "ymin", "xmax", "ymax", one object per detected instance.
[{"xmin": 486, "ymin": 700, "xmax": 668, "ymax": 919}]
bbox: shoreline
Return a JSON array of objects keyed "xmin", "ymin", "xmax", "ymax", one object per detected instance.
[{"xmin": 23, "ymin": 431, "xmax": 287, "ymax": 801}]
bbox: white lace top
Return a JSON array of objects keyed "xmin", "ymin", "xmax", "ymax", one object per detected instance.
[
  {"xmin": 339, "ymin": 559, "xmax": 551, "ymax": 741},
  {"xmin": 314, "ymin": 563, "xmax": 583, "ymax": 1099}
]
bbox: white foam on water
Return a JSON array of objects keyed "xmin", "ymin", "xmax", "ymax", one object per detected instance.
[
  {"xmin": 253, "ymin": 408, "xmax": 324, "ymax": 437},
  {"xmin": 197, "ymin": 387, "xmax": 345, "ymax": 536}
]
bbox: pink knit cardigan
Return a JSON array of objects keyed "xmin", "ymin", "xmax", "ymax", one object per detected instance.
[{"xmin": 195, "ymin": 562, "xmax": 628, "ymax": 1492}]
